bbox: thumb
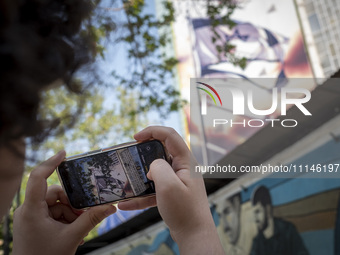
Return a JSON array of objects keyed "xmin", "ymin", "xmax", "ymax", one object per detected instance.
[
  {"xmin": 148, "ymin": 159, "xmax": 184, "ymax": 192},
  {"xmin": 70, "ymin": 204, "xmax": 116, "ymax": 238}
]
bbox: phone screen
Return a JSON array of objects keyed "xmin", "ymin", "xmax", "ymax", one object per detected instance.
[{"xmin": 57, "ymin": 140, "xmax": 167, "ymax": 209}]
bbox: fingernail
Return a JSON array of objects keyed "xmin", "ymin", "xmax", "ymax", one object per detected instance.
[
  {"xmin": 51, "ymin": 150, "xmax": 65, "ymax": 159},
  {"xmin": 104, "ymin": 204, "xmax": 116, "ymax": 217},
  {"xmin": 134, "ymin": 129, "xmax": 145, "ymax": 137},
  {"xmin": 57, "ymin": 150, "xmax": 65, "ymax": 156},
  {"xmin": 56, "ymin": 150, "xmax": 66, "ymax": 159}
]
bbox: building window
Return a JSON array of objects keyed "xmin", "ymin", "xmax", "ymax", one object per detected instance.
[
  {"xmin": 308, "ymin": 13, "xmax": 321, "ymax": 32},
  {"xmin": 321, "ymin": 55, "xmax": 331, "ymax": 69},
  {"xmin": 316, "ymin": 41, "xmax": 326, "ymax": 53}
]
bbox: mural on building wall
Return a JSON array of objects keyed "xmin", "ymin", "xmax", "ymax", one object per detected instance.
[{"xmin": 212, "ymin": 179, "xmax": 340, "ymax": 255}]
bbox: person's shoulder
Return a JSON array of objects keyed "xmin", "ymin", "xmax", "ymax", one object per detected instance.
[
  {"xmin": 274, "ymin": 217, "xmax": 298, "ymax": 232},
  {"xmin": 252, "ymin": 230, "xmax": 263, "ymax": 242},
  {"xmin": 274, "ymin": 217, "xmax": 294, "ymax": 226}
]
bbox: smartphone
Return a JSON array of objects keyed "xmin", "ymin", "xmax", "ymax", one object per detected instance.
[{"xmin": 57, "ymin": 140, "xmax": 170, "ymax": 209}]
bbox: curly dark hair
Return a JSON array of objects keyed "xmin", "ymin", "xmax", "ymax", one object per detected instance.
[
  {"xmin": 251, "ymin": 185, "xmax": 272, "ymax": 207},
  {"xmin": 0, "ymin": 0, "xmax": 98, "ymax": 146}
]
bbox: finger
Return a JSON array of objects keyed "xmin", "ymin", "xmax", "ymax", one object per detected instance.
[
  {"xmin": 69, "ymin": 204, "xmax": 116, "ymax": 237},
  {"xmin": 148, "ymin": 159, "xmax": 186, "ymax": 194},
  {"xmin": 25, "ymin": 150, "xmax": 66, "ymax": 205},
  {"xmin": 118, "ymin": 195, "xmax": 156, "ymax": 211},
  {"xmin": 49, "ymin": 203, "xmax": 78, "ymax": 223},
  {"xmin": 46, "ymin": 185, "xmax": 69, "ymax": 206},
  {"xmin": 134, "ymin": 127, "xmax": 190, "ymax": 159}
]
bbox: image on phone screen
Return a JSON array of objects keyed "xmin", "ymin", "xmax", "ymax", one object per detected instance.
[{"xmin": 58, "ymin": 140, "xmax": 166, "ymax": 209}]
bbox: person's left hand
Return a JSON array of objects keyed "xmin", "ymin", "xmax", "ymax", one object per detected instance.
[{"xmin": 12, "ymin": 150, "xmax": 117, "ymax": 255}]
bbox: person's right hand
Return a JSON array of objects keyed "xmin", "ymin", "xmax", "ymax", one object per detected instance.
[{"xmin": 118, "ymin": 126, "xmax": 224, "ymax": 255}]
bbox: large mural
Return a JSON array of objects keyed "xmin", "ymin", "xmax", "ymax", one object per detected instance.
[{"xmin": 172, "ymin": 0, "xmax": 315, "ymax": 166}]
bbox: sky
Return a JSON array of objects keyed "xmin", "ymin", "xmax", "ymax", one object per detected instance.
[{"xmin": 96, "ymin": 0, "xmax": 184, "ymax": 139}]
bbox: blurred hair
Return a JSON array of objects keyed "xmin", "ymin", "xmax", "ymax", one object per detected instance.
[
  {"xmin": 251, "ymin": 185, "xmax": 272, "ymax": 207},
  {"xmin": 0, "ymin": 0, "xmax": 98, "ymax": 147}
]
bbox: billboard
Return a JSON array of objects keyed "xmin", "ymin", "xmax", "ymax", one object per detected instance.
[{"xmin": 172, "ymin": 0, "xmax": 314, "ymax": 165}]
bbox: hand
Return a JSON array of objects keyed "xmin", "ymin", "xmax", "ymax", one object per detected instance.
[
  {"xmin": 118, "ymin": 126, "xmax": 224, "ymax": 254},
  {"xmin": 12, "ymin": 150, "xmax": 116, "ymax": 255}
]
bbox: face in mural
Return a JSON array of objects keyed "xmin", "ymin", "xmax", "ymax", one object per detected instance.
[
  {"xmin": 220, "ymin": 195, "xmax": 241, "ymax": 244},
  {"xmin": 253, "ymin": 202, "xmax": 268, "ymax": 232}
]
